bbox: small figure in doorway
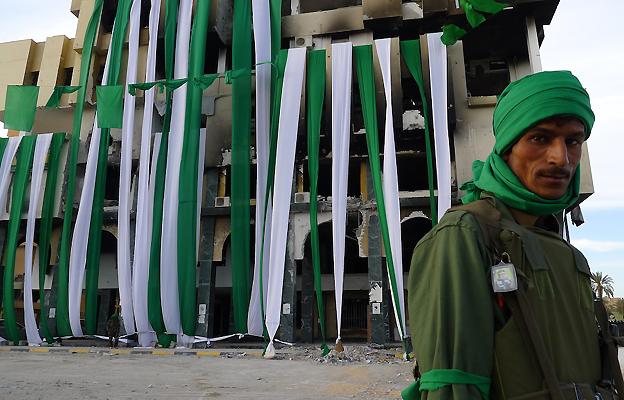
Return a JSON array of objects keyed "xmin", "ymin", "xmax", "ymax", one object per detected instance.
[{"xmin": 107, "ymin": 305, "xmax": 121, "ymax": 348}]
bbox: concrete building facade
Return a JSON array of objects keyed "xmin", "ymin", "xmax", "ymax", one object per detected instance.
[{"xmin": 0, "ymin": 0, "xmax": 591, "ymax": 346}]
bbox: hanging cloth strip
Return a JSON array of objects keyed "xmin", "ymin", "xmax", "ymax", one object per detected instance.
[
  {"xmin": 117, "ymin": 0, "xmax": 142, "ymax": 337},
  {"xmin": 177, "ymin": 0, "xmax": 212, "ymax": 339},
  {"xmin": 37, "ymin": 133, "xmax": 64, "ymax": 344},
  {"xmin": 132, "ymin": 0, "xmax": 162, "ymax": 348},
  {"xmin": 148, "ymin": 0, "xmax": 179, "ymax": 348},
  {"xmin": 55, "ymin": 0, "xmax": 104, "ymax": 337},
  {"xmin": 0, "ymin": 136, "xmax": 19, "ymax": 338},
  {"xmin": 95, "ymin": 85, "xmax": 124, "ymax": 129},
  {"xmin": 230, "ymin": 0, "xmax": 253, "ymax": 333},
  {"xmin": 69, "ymin": 0, "xmax": 132, "ymax": 336},
  {"xmin": 374, "ymin": 38, "xmax": 408, "ymax": 346},
  {"xmin": 263, "ymin": 47, "xmax": 306, "ymax": 359},
  {"xmin": 254, "ymin": 50, "xmax": 288, "ymax": 340},
  {"xmin": 45, "ymin": 86, "xmax": 81, "ymax": 109},
  {"xmin": 306, "ymin": 49, "xmax": 330, "ymax": 356},
  {"xmin": 331, "ymin": 42, "xmax": 353, "ymax": 351},
  {"xmin": 400, "ymin": 39, "xmax": 438, "ymax": 226},
  {"xmin": 3, "ymin": 135, "xmax": 37, "ymax": 344},
  {"xmin": 24, "ymin": 133, "xmax": 53, "ymax": 346},
  {"xmin": 3, "ymin": 85, "xmax": 39, "ymax": 132},
  {"xmin": 353, "ymin": 44, "xmax": 408, "ymax": 354},
  {"xmin": 161, "ymin": 0, "xmax": 193, "ymax": 341},
  {"xmin": 426, "ymin": 33, "xmax": 452, "ymax": 219},
  {"xmin": 247, "ymin": 0, "xmax": 274, "ymax": 338},
  {"xmin": 441, "ymin": 0, "xmax": 508, "ymax": 45}
]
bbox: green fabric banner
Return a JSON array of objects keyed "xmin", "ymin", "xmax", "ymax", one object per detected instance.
[
  {"xmin": 354, "ymin": 45, "xmax": 408, "ymax": 352},
  {"xmin": 177, "ymin": 0, "xmax": 212, "ymax": 337},
  {"xmin": 306, "ymin": 49, "xmax": 329, "ymax": 356},
  {"xmin": 0, "ymin": 138, "xmax": 7, "ymax": 314},
  {"xmin": 441, "ymin": 0, "xmax": 508, "ymax": 45},
  {"xmin": 270, "ymin": 0, "xmax": 282, "ymax": 57},
  {"xmin": 2, "ymin": 135, "xmax": 37, "ymax": 344},
  {"xmin": 400, "ymin": 40, "xmax": 438, "ymax": 226},
  {"xmin": 45, "ymin": 86, "xmax": 81, "ymax": 109},
  {"xmin": 149, "ymin": 0, "xmax": 179, "ymax": 347},
  {"xmin": 84, "ymin": 0, "xmax": 133, "ymax": 334},
  {"xmin": 3, "ymin": 85, "xmax": 39, "ymax": 132},
  {"xmin": 230, "ymin": 0, "xmax": 253, "ymax": 333},
  {"xmin": 38, "ymin": 133, "xmax": 65, "ymax": 343},
  {"xmin": 128, "ymin": 78, "xmax": 188, "ymax": 96},
  {"xmin": 56, "ymin": 0, "xmax": 104, "ymax": 337},
  {"xmin": 96, "ymin": 85, "xmax": 124, "ymax": 129}
]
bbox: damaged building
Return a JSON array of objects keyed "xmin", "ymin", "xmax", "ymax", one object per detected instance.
[{"xmin": 0, "ymin": 0, "xmax": 593, "ymax": 347}]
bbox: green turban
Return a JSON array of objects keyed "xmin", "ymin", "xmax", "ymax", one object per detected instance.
[{"xmin": 461, "ymin": 70, "xmax": 595, "ymax": 215}]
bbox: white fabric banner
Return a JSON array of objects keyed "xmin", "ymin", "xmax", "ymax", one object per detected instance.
[
  {"xmin": 375, "ymin": 38, "xmax": 407, "ymax": 339},
  {"xmin": 248, "ymin": 0, "xmax": 273, "ymax": 337},
  {"xmin": 161, "ymin": 0, "xmax": 193, "ymax": 337},
  {"xmin": 117, "ymin": 0, "xmax": 141, "ymax": 336},
  {"xmin": 264, "ymin": 48, "xmax": 306, "ymax": 353},
  {"xmin": 331, "ymin": 42, "xmax": 352, "ymax": 342},
  {"xmin": 0, "ymin": 136, "xmax": 23, "ymax": 214},
  {"xmin": 427, "ymin": 33, "xmax": 452, "ymax": 219},
  {"xmin": 24, "ymin": 133, "xmax": 53, "ymax": 346},
  {"xmin": 132, "ymin": 0, "xmax": 161, "ymax": 348},
  {"xmin": 68, "ymin": 44, "xmax": 113, "ymax": 337}
]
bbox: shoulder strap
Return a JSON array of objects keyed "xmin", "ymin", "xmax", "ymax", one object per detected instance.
[{"xmin": 448, "ymin": 199, "xmax": 503, "ymax": 260}]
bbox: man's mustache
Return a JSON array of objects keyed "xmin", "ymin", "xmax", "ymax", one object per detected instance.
[{"xmin": 538, "ymin": 167, "xmax": 572, "ymax": 179}]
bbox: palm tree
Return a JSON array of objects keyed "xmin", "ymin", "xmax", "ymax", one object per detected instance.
[{"xmin": 591, "ymin": 272, "xmax": 615, "ymax": 299}]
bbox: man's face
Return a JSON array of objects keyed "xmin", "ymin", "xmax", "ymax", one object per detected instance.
[{"xmin": 503, "ymin": 117, "xmax": 585, "ymax": 199}]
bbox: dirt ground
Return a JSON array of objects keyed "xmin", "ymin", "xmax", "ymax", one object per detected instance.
[{"xmin": 0, "ymin": 345, "xmax": 414, "ymax": 400}]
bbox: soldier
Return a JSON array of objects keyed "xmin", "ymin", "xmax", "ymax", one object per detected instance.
[
  {"xmin": 107, "ymin": 305, "xmax": 121, "ymax": 348},
  {"xmin": 404, "ymin": 71, "xmax": 623, "ymax": 399}
]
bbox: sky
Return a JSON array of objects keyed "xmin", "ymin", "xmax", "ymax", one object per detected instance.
[
  {"xmin": 0, "ymin": 0, "xmax": 623, "ymax": 293},
  {"xmin": 540, "ymin": 0, "xmax": 624, "ymax": 296}
]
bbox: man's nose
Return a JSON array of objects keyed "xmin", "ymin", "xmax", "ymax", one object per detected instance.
[{"xmin": 547, "ymin": 138, "xmax": 569, "ymax": 167}]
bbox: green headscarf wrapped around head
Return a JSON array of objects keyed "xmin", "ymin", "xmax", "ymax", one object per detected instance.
[{"xmin": 461, "ymin": 70, "xmax": 595, "ymax": 216}]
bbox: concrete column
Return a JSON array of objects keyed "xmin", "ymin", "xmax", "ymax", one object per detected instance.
[
  {"xmin": 280, "ymin": 217, "xmax": 297, "ymax": 343},
  {"xmin": 368, "ymin": 213, "xmax": 386, "ymax": 345},
  {"xmin": 196, "ymin": 168, "xmax": 218, "ymax": 348},
  {"xmin": 300, "ymin": 256, "xmax": 314, "ymax": 342},
  {"xmin": 366, "ymin": 162, "xmax": 389, "ymax": 345},
  {"xmin": 45, "ymin": 264, "xmax": 59, "ymax": 337}
]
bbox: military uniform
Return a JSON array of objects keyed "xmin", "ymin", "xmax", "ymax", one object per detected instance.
[{"xmin": 407, "ymin": 194, "xmax": 602, "ymax": 399}]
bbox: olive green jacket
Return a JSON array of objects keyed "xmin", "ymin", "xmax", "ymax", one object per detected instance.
[{"xmin": 407, "ymin": 194, "xmax": 600, "ymax": 399}]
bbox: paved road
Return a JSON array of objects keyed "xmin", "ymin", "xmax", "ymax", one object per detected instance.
[{"xmin": 0, "ymin": 348, "xmax": 412, "ymax": 400}]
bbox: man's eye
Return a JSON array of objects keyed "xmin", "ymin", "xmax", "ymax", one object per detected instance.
[
  {"xmin": 529, "ymin": 136, "xmax": 546, "ymax": 143},
  {"xmin": 568, "ymin": 138, "xmax": 583, "ymax": 146}
]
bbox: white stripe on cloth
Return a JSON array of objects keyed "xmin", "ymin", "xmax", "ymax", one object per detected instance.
[
  {"xmin": 248, "ymin": 0, "xmax": 273, "ymax": 338},
  {"xmin": 427, "ymin": 33, "xmax": 452, "ymax": 219},
  {"xmin": 331, "ymin": 42, "xmax": 353, "ymax": 342},
  {"xmin": 117, "ymin": 0, "xmax": 142, "ymax": 336},
  {"xmin": 375, "ymin": 38, "xmax": 407, "ymax": 339},
  {"xmin": 132, "ymin": 0, "xmax": 162, "ymax": 348},
  {"xmin": 24, "ymin": 133, "xmax": 53, "ymax": 346},
  {"xmin": 68, "ymin": 44, "xmax": 113, "ymax": 337},
  {"xmin": 161, "ymin": 0, "xmax": 192, "ymax": 340},
  {"xmin": 0, "ymin": 136, "xmax": 23, "ymax": 219},
  {"xmin": 264, "ymin": 47, "xmax": 307, "ymax": 349}
]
